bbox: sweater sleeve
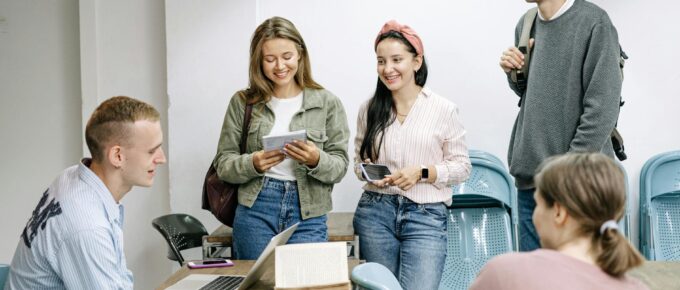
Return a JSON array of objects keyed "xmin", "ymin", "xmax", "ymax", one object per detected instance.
[{"xmin": 569, "ymin": 19, "xmax": 622, "ymax": 152}]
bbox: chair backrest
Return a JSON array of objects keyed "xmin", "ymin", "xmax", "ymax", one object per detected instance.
[
  {"xmin": 438, "ymin": 208, "xmax": 513, "ymax": 290},
  {"xmin": 616, "ymin": 162, "xmax": 632, "ymax": 240},
  {"xmin": 151, "ymin": 214, "xmax": 208, "ymax": 266},
  {"xmin": 440, "ymin": 150, "xmax": 516, "ymax": 290},
  {"xmin": 1, "ymin": 263, "xmax": 9, "ymax": 290},
  {"xmin": 351, "ymin": 262, "xmax": 403, "ymax": 290},
  {"xmin": 639, "ymin": 151, "xmax": 680, "ymax": 260},
  {"xmin": 451, "ymin": 153, "xmax": 517, "ymax": 247}
]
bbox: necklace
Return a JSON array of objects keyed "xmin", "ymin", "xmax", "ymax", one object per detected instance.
[{"xmin": 396, "ymin": 112, "xmax": 408, "ymax": 117}]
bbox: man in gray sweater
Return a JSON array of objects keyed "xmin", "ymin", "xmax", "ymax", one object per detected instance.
[{"xmin": 499, "ymin": 0, "xmax": 622, "ymax": 251}]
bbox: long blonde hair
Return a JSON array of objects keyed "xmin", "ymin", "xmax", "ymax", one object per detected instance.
[
  {"xmin": 241, "ymin": 16, "xmax": 322, "ymax": 104},
  {"xmin": 535, "ymin": 153, "xmax": 644, "ymax": 277}
]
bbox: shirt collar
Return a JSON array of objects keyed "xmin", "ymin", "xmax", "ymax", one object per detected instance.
[
  {"xmin": 537, "ymin": 0, "xmax": 575, "ymax": 21},
  {"xmin": 78, "ymin": 158, "xmax": 122, "ymax": 225},
  {"xmin": 420, "ymin": 86, "xmax": 433, "ymax": 98}
]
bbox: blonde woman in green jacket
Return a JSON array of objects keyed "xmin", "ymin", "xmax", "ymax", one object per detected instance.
[{"xmin": 213, "ymin": 16, "xmax": 350, "ymax": 259}]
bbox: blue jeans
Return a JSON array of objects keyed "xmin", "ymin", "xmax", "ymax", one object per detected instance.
[
  {"xmin": 518, "ymin": 188, "xmax": 540, "ymax": 251},
  {"xmin": 353, "ymin": 191, "xmax": 447, "ymax": 290},
  {"xmin": 232, "ymin": 177, "xmax": 328, "ymax": 259}
]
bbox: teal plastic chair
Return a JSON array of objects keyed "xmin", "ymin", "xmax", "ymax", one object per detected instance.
[
  {"xmin": 1, "ymin": 263, "xmax": 9, "ymax": 290},
  {"xmin": 439, "ymin": 151, "xmax": 516, "ymax": 290},
  {"xmin": 152, "ymin": 214, "xmax": 209, "ymax": 266},
  {"xmin": 639, "ymin": 151, "xmax": 680, "ymax": 260},
  {"xmin": 351, "ymin": 262, "xmax": 403, "ymax": 290},
  {"xmin": 617, "ymin": 163, "xmax": 632, "ymax": 240}
]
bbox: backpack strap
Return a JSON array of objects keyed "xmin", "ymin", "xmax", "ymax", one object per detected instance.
[{"xmin": 511, "ymin": 7, "xmax": 538, "ymax": 102}]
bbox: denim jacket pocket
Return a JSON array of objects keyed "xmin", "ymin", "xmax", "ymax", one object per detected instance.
[{"xmin": 306, "ymin": 129, "xmax": 328, "ymax": 150}]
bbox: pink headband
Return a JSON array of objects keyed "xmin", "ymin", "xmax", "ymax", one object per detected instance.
[{"xmin": 374, "ymin": 20, "xmax": 424, "ymax": 56}]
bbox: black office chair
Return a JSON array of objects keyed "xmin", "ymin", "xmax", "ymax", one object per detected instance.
[{"xmin": 152, "ymin": 213, "xmax": 208, "ymax": 266}]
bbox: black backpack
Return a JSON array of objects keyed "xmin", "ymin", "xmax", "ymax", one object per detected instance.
[{"xmin": 510, "ymin": 8, "xmax": 628, "ymax": 161}]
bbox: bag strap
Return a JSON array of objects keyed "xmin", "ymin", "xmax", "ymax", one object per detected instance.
[
  {"xmin": 239, "ymin": 103, "xmax": 253, "ymax": 154},
  {"xmin": 511, "ymin": 7, "xmax": 538, "ymax": 104}
]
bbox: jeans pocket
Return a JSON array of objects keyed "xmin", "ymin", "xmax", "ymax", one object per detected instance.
[
  {"xmin": 357, "ymin": 191, "xmax": 378, "ymax": 207},
  {"xmin": 418, "ymin": 202, "xmax": 447, "ymax": 220}
]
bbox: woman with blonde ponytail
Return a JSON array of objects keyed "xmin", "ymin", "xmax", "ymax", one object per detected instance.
[{"xmin": 470, "ymin": 153, "xmax": 648, "ymax": 290}]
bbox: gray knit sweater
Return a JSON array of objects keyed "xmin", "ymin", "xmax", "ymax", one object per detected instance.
[{"xmin": 507, "ymin": 0, "xmax": 622, "ymax": 189}]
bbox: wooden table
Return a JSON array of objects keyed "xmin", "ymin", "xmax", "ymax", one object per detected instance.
[
  {"xmin": 156, "ymin": 259, "xmax": 361, "ymax": 290},
  {"xmin": 629, "ymin": 261, "xmax": 680, "ymax": 290},
  {"xmin": 203, "ymin": 212, "xmax": 358, "ymax": 259}
]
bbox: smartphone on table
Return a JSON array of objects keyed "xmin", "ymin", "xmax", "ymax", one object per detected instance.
[
  {"xmin": 360, "ymin": 163, "xmax": 392, "ymax": 182},
  {"xmin": 187, "ymin": 258, "xmax": 234, "ymax": 269}
]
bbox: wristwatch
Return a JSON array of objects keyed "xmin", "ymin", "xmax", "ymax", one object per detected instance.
[{"xmin": 420, "ymin": 165, "xmax": 429, "ymax": 181}]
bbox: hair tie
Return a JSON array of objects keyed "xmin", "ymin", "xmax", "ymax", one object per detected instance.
[
  {"xmin": 599, "ymin": 220, "xmax": 619, "ymax": 235},
  {"xmin": 375, "ymin": 20, "xmax": 424, "ymax": 56}
]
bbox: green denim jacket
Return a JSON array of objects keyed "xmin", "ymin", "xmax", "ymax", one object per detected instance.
[{"xmin": 214, "ymin": 88, "xmax": 350, "ymax": 219}]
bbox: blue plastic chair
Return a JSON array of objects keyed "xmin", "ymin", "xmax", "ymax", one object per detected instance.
[
  {"xmin": 616, "ymin": 162, "xmax": 632, "ymax": 240},
  {"xmin": 1, "ymin": 264, "xmax": 9, "ymax": 290},
  {"xmin": 439, "ymin": 151, "xmax": 517, "ymax": 290},
  {"xmin": 351, "ymin": 262, "xmax": 403, "ymax": 290},
  {"xmin": 639, "ymin": 151, "xmax": 680, "ymax": 260}
]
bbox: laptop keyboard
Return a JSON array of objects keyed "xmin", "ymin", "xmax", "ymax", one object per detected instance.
[{"xmin": 199, "ymin": 276, "xmax": 244, "ymax": 290}]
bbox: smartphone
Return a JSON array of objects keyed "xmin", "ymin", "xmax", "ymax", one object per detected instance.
[
  {"xmin": 187, "ymin": 258, "xmax": 234, "ymax": 269},
  {"xmin": 360, "ymin": 163, "xmax": 392, "ymax": 182}
]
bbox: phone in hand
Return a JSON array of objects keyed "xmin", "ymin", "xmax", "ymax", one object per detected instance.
[
  {"xmin": 360, "ymin": 163, "xmax": 392, "ymax": 182},
  {"xmin": 187, "ymin": 258, "xmax": 234, "ymax": 269}
]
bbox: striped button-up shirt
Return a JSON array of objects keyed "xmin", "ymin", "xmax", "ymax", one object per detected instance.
[
  {"xmin": 354, "ymin": 87, "xmax": 471, "ymax": 204},
  {"xmin": 8, "ymin": 159, "xmax": 133, "ymax": 290}
]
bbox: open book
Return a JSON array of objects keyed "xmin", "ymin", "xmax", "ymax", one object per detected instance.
[{"xmin": 275, "ymin": 242, "xmax": 351, "ymax": 290}]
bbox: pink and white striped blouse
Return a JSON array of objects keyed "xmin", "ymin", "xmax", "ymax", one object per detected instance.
[{"xmin": 354, "ymin": 87, "xmax": 471, "ymax": 204}]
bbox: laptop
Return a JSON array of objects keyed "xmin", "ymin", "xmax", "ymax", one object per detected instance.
[{"xmin": 167, "ymin": 223, "xmax": 299, "ymax": 290}]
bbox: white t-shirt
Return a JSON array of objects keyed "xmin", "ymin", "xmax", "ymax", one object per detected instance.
[{"xmin": 265, "ymin": 92, "xmax": 303, "ymax": 181}]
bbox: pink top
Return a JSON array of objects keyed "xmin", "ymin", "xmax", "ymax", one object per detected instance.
[
  {"xmin": 469, "ymin": 249, "xmax": 649, "ymax": 290},
  {"xmin": 353, "ymin": 87, "xmax": 471, "ymax": 204}
]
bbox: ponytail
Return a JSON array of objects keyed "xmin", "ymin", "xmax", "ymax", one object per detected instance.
[
  {"xmin": 536, "ymin": 153, "xmax": 646, "ymax": 277},
  {"xmin": 594, "ymin": 228, "xmax": 644, "ymax": 277}
]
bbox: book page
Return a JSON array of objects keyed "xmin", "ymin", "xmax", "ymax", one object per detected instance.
[
  {"xmin": 275, "ymin": 242, "xmax": 349, "ymax": 288},
  {"xmin": 262, "ymin": 129, "xmax": 307, "ymax": 152}
]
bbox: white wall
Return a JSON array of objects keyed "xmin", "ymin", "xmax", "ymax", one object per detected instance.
[
  {"xmin": 0, "ymin": 0, "xmax": 81, "ymax": 262},
  {"xmin": 167, "ymin": 0, "xmax": 680, "ymax": 249},
  {"xmin": 1, "ymin": 0, "xmax": 679, "ymax": 289}
]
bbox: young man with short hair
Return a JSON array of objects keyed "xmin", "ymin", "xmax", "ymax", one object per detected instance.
[
  {"xmin": 7, "ymin": 96, "xmax": 166, "ymax": 289},
  {"xmin": 499, "ymin": 0, "xmax": 623, "ymax": 251}
]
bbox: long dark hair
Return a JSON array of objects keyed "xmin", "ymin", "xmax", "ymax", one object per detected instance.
[{"xmin": 359, "ymin": 31, "xmax": 428, "ymax": 161}]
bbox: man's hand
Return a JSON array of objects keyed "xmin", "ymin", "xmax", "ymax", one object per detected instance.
[{"xmin": 499, "ymin": 39, "xmax": 534, "ymax": 73}]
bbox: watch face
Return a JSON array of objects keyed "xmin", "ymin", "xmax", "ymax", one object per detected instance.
[{"xmin": 421, "ymin": 168, "xmax": 429, "ymax": 179}]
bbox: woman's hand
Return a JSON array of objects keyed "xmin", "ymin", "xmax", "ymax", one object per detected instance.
[
  {"xmin": 388, "ymin": 166, "xmax": 421, "ymax": 191},
  {"xmin": 284, "ymin": 140, "xmax": 320, "ymax": 168},
  {"xmin": 253, "ymin": 150, "xmax": 285, "ymax": 173}
]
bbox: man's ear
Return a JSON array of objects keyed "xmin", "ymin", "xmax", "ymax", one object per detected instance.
[
  {"xmin": 108, "ymin": 145, "xmax": 124, "ymax": 169},
  {"xmin": 553, "ymin": 202, "xmax": 569, "ymax": 227}
]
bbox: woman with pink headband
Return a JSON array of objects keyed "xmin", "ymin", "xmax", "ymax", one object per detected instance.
[{"xmin": 353, "ymin": 20, "xmax": 471, "ymax": 290}]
